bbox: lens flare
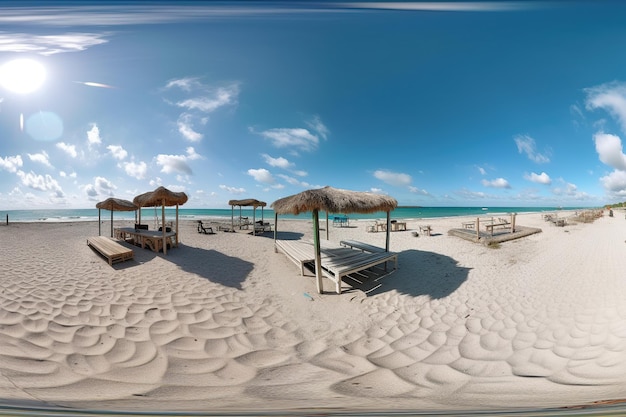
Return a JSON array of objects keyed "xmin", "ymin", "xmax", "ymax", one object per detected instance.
[{"xmin": 0, "ymin": 59, "xmax": 46, "ymax": 94}]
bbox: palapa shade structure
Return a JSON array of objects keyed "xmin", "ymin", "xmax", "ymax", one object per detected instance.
[
  {"xmin": 95, "ymin": 197, "xmax": 137, "ymax": 238},
  {"xmin": 228, "ymin": 198, "xmax": 267, "ymax": 235},
  {"xmin": 271, "ymin": 186, "xmax": 398, "ymax": 293},
  {"xmin": 133, "ymin": 186, "xmax": 188, "ymax": 254}
]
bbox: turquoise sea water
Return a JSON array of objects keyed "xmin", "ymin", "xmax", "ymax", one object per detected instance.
[{"xmin": 0, "ymin": 206, "xmax": 588, "ymax": 223}]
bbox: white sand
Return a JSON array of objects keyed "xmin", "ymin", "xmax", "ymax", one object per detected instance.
[{"xmin": 1, "ymin": 211, "xmax": 626, "ymax": 413}]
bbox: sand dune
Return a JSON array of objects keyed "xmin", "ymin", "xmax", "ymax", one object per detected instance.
[{"xmin": 1, "ymin": 211, "xmax": 626, "ymax": 412}]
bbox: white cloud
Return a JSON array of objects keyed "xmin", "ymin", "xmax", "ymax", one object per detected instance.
[
  {"xmin": 248, "ymin": 168, "xmax": 275, "ymax": 184},
  {"xmin": 305, "ymin": 115, "xmax": 329, "ymax": 140},
  {"xmin": 219, "ymin": 184, "xmax": 246, "ymax": 194},
  {"xmin": 262, "ymin": 154, "xmax": 293, "ymax": 169},
  {"xmin": 85, "ymin": 184, "xmax": 98, "ymax": 197},
  {"xmin": 276, "ymin": 174, "xmax": 311, "ymax": 188},
  {"xmin": 524, "ymin": 171, "xmax": 551, "ymax": 185},
  {"xmin": 599, "ymin": 170, "xmax": 626, "ymax": 196},
  {"xmin": 16, "ymin": 170, "xmax": 63, "ymax": 195},
  {"xmin": 155, "ymin": 147, "xmax": 201, "ymax": 176},
  {"xmin": 478, "ymin": 167, "xmax": 486, "ymax": 175},
  {"xmin": 373, "ymin": 169, "xmax": 412, "ymax": 186},
  {"xmin": 409, "ymin": 186, "xmax": 431, "ymax": 196},
  {"xmin": 593, "ymin": 132, "xmax": 626, "ymax": 171},
  {"xmin": 123, "ymin": 161, "xmax": 147, "ymax": 179},
  {"xmin": 164, "ymin": 79, "xmax": 239, "ymax": 142},
  {"xmin": 95, "ymin": 176, "xmax": 116, "ymax": 194},
  {"xmin": 165, "ymin": 77, "xmax": 200, "ymax": 92},
  {"xmin": 107, "ymin": 145, "xmax": 128, "ymax": 160},
  {"xmin": 481, "ymin": 178, "xmax": 511, "ymax": 189},
  {"xmin": 156, "ymin": 154, "xmax": 192, "ymax": 175},
  {"xmin": 60, "ymin": 171, "xmax": 77, "ymax": 179},
  {"xmin": 56, "ymin": 142, "xmax": 77, "ymax": 158},
  {"xmin": 176, "ymin": 85, "xmax": 239, "ymax": 112},
  {"xmin": 345, "ymin": 2, "xmax": 529, "ymax": 11},
  {"xmin": 514, "ymin": 134, "xmax": 550, "ymax": 163},
  {"xmin": 177, "ymin": 113, "xmax": 204, "ymax": 142},
  {"xmin": 27, "ymin": 151, "xmax": 53, "ymax": 168},
  {"xmin": 585, "ymin": 81, "xmax": 626, "ymax": 134},
  {"xmin": 254, "ymin": 127, "xmax": 321, "ymax": 152},
  {"xmin": 0, "ymin": 32, "xmax": 109, "ymax": 55},
  {"xmin": 185, "ymin": 146, "xmax": 202, "ymax": 160},
  {"xmin": 0, "ymin": 155, "xmax": 23, "ymax": 173},
  {"xmin": 87, "ymin": 124, "xmax": 102, "ymax": 146}
]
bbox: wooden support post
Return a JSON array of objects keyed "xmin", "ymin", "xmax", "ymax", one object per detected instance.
[
  {"xmin": 476, "ymin": 217, "xmax": 479, "ymax": 240},
  {"xmin": 176, "ymin": 203, "xmax": 179, "ymax": 246},
  {"xmin": 312, "ymin": 209, "xmax": 324, "ymax": 294},
  {"xmin": 511, "ymin": 213, "xmax": 516, "ymax": 233}
]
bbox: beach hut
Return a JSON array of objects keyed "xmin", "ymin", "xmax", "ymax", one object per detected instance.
[
  {"xmin": 271, "ymin": 186, "xmax": 398, "ymax": 293},
  {"xmin": 228, "ymin": 198, "xmax": 267, "ymax": 235},
  {"xmin": 133, "ymin": 186, "xmax": 188, "ymax": 254},
  {"xmin": 95, "ymin": 197, "xmax": 137, "ymax": 238}
]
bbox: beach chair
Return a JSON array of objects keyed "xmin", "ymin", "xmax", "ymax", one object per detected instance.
[
  {"xmin": 254, "ymin": 220, "xmax": 272, "ymax": 234},
  {"xmin": 197, "ymin": 220, "xmax": 214, "ymax": 234}
]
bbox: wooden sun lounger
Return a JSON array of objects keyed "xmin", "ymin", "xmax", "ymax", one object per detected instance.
[
  {"xmin": 340, "ymin": 239, "xmax": 386, "ymax": 253},
  {"xmin": 275, "ymin": 239, "xmax": 398, "ymax": 294},
  {"xmin": 275, "ymin": 239, "xmax": 317, "ymax": 276},
  {"xmin": 87, "ymin": 236, "xmax": 134, "ymax": 266},
  {"xmin": 320, "ymin": 250, "xmax": 398, "ymax": 294}
]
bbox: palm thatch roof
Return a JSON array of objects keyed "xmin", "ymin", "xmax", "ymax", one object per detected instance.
[
  {"xmin": 131, "ymin": 186, "xmax": 188, "ymax": 255},
  {"xmin": 96, "ymin": 197, "xmax": 137, "ymax": 211},
  {"xmin": 95, "ymin": 197, "xmax": 137, "ymax": 237},
  {"xmin": 271, "ymin": 186, "xmax": 398, "ymax": 294},
  {"xmin": 228, "ymin": 198, "xmax": 266, "ymax": 208},
  {"xmin": 133, "ymin": 186, "xmax": 188, "ymax": 207},
  {"xmin": 271, "ymin": 186, "xmax": 397, "ymax": 215}
]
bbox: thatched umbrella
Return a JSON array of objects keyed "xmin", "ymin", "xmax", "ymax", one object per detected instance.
[
  {"xmin": 133, "ymin": 186, "xmax": 188, "ymax": 254},
  {"xmin": 228, "ymin": 198, "xmax": 267, "ymax": 235},
  {"xmin": 271, "ymin": 186, "xmax": 398, "ymax": 293},
  {"xmin": 95, "ymin": 197, "xmax": 137, "ymax": 237}
]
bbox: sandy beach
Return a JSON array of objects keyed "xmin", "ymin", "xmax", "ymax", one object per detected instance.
[{"xmin": 1, "ymin": 210, "xmax": 626, "ymax": 413}]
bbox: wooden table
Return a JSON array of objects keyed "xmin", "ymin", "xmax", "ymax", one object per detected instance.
[
  {"xmin": 115, "ymin": 227, "xmax": 177, "ymax": 253},
  {"xmin": 390, "ymin": 222, "xmax": 407, "ymax": 231}
]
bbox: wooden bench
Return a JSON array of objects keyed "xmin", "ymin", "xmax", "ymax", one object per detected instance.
[
  {"xmin": 321, "ymin": 251, "xmax": 398, "ymax": 294},
  {"xmin": 340, "ymin": 239, "xmax": 386, "ymax": 253},
  {"xmin": 87, "ymin": 236, "xmax": 134, "ymax": 266},
  {"xmin": 484, "ymin": 222, "xmax": 510, "ymax": 235}
]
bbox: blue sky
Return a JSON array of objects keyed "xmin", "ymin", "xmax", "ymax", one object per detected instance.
[{"xmin": 2, "ymin": 1, "xmax": 626, "ymax": 209}]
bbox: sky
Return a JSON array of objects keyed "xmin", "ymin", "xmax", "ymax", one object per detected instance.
[{"xmin": 2, "ymin": 1, "xmax": 626, "ymax": 210}]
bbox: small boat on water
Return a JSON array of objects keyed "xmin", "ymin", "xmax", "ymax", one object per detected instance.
[{"xmin": 481, "ymin": 207, "xmax": 488, "ymax": 210}]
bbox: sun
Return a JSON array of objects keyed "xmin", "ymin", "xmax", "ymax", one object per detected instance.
[{"xmin": 0, "ymin": 58, "xmax": 46, "ymax": 94}]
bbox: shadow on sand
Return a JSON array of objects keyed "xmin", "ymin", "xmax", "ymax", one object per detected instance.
[
  {"xmin": 123, "ymin": 243, "xmax": 255, "ymax": 290},
  {"xmin": 344, "ymin": 249, "xmax": 471, "ymax": 299}
]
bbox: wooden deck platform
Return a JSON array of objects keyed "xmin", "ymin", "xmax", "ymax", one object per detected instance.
[{"xmin": 448, "ymin": 225, "xmax": 542, "ymax": 245}]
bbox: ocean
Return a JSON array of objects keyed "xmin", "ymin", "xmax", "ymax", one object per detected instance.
[{"xmin": 0, "ymin": 206, "xmax": 588, "ymax": 223}]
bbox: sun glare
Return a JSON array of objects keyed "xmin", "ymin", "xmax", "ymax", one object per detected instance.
[{"xmin": 0, "ymin": 59, "xmax": 46, "ymax": 94}]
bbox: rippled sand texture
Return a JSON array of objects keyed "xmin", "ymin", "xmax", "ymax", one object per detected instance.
[{"xmin": 1, "ymin": 212, "xmax": 626, "ymax": 412}]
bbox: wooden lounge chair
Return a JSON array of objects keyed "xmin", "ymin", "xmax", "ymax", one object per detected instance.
[
  {"xmin": 87, "ymin": 236, "xmax": 134, "ymax": 266},
  {"xmin": 197, "ymin": 220, "xmax": 214, "ymax": 234},
  {"xmin": 340, "ymin": 240, "xmax": 386, "ymax": 253},
  {"xmin": 254, "ymin": 220, "xmax": 272, "ymax": 234},
  {"xmin": 275, "ymin": 239, "xmax": 398, "ymax": 294}
]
